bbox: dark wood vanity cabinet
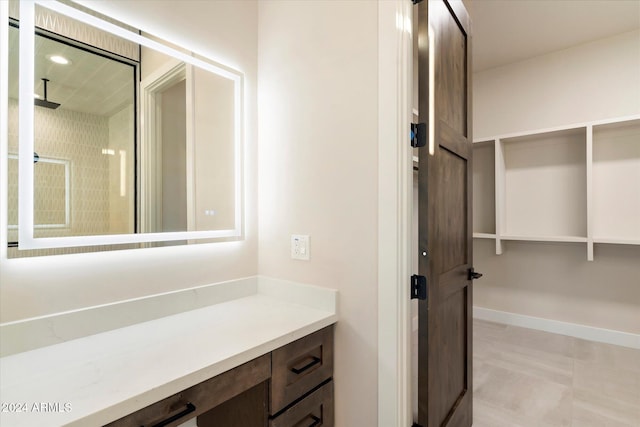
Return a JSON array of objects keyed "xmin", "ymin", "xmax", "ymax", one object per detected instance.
[
  {"xmin": 104, "ymin": 355, "xmax": 271, "ymax": 427},
  {"xmin": 269, "ymin": 382, "xmax": 333, "ymax": 427},
  {"xmin": 269, "ymin": 325, "xmax": 334, "ymax": 426},
  {"xmin": 105, "ymin": 325, "xmax": 334, "ymax": 427},
  {"xmin": 197, "ymin": 381, "xmax": 270, "ymax": 427}
]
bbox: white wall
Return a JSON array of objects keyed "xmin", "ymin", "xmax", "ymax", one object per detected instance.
[
  {"xmin": 161, "ymin": 80, "xmax": 187, "ymax": 232},
  {"xmin": 474, "ymin": 29, "xmax": 640, "ymax": 139},
  {"xmin": 473, "ymin": 30, "xmax": 640, "ymax": 333},
  {"xmin": 193, "ymin": 69, "xmax": 236, "ymax": 231},
  {"xmin": 257, "ymin": 1, "xmax": 379, "ymax": 425},
  {"xmin": 0, "ymin": 0, "xmax": 259, "ymax": 322}
]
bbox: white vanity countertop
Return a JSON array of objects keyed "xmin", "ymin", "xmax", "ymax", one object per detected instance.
[{"xmin": 0, "ymin": 278, "xmax": 338, "ymax": 427}]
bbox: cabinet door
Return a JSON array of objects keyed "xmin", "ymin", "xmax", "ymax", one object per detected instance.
[
  {"xmin": 269, "ymin": 381, "xmax": 334, "ymax": 427},
  {"xmin": 416, "ymin": 1, "xmax": 474, "ymax": 426},
  {"xmin": 198, "ymin": 381, "xmax": 268, "ymax": 427},
  {"xmin": 271, "ymin": 326, "xmax": 333, "ymax": 414}
]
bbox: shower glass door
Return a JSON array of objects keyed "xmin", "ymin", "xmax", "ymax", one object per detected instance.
[{"xmin": 7, "ymin": 21, "xmax": 137, "ymax": 247}]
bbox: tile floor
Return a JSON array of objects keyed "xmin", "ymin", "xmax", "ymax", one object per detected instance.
[{"xmin": 473, "ymin": 319, "xmax": 640, "ymax": 427}]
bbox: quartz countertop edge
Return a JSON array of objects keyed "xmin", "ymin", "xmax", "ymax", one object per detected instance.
[{"xmin": 0, "ymin": 284, "xmax": 338, "ymax": 427}]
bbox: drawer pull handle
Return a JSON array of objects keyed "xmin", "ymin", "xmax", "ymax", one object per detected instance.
[
  {"xmin": 148, "ymin": 402, "xmax": 196, "ymax": 427},
  {"xmin": 291, "ymin": 356, "xmax": 321, "ymax": 375},
  {"xmin": 306, "ymin": 415, "xmax": 321, "ymax": 427}
]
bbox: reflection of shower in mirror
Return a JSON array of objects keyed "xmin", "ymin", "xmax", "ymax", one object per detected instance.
[
  {"xmin": 6, "ymin": 0, "xmax": 244, "ymax": 255},
  {"xmin": 33, "ymin": 78, "xmax": 60, "ymax": 109}
]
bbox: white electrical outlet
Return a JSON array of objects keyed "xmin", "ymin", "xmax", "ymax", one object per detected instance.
[{"xmin": 291, "ymin": 234, "xmax": 310, "ymax": 260}]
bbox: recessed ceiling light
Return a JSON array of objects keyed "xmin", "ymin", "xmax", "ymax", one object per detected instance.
[{"xmin": 48, "ymin": 55, "xmax": 70, "ymax": 65}]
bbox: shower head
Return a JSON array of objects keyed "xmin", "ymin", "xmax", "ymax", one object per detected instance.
[
  {"xmin": 35, "ymin": 98, "xmax": 61, "ymax": 109},
  {"xmin": 35, "ymin": 78, "xmax": 60, "ymax": 110}
]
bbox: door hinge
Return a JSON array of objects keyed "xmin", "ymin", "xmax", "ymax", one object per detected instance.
[
  {"xmin": 411, "ymin": 275, "xmax": 427, "ymax": 300},
  {"xmin": 412, "ymin": 0, "xmax": 424, "ymax": 4},
  {"xmin": 411, "ymin": 123, "xmax": 426, "ymax": 148}
]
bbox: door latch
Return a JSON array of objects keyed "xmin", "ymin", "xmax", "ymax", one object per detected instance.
[{"xmin": 468, "ymin": 268, "xmax": 483, "ymax": 280}]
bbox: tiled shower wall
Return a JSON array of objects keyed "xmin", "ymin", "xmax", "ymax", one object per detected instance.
[{"xmin": 7, "ymin": 98, "xmax": 135, "ymax": 257}]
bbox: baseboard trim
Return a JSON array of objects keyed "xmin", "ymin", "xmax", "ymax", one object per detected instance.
[{"xmin": 473, "ymin": 307, "xmax": 640, "ymax": 349}]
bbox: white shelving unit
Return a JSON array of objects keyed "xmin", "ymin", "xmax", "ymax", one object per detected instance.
[
  {"xmin": 472, "ymin": 140, "xmax": 496, "ymax": 239},
  {"xmin": 472, "ymin": 115, "xmax": 640, "ymax": 260},
  {"xmin": 502, "ymin": 127, "xmax": 587, "ymax": 240},
  {"xmin": 591, "ymin": 118, "xmax": 640, "ymax": 246}
]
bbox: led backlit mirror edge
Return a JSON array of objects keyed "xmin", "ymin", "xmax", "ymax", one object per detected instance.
[
  {"xmin": 15, "ymin": 0, "xmax": 244, "ymax": 250},
  {"xmin": 0, "ymin": 1, "xmax": 8, "ymax": 259}
]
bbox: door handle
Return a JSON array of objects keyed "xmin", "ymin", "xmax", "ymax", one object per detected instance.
[
  {"xmin": 290, "ymin": 356, "xmax": 321, "ymax": 375},
  {"xmin": 148, "ymin": 402, "xmax": 196, "ymax": 427},
  {"xmin": 468, "ymin": 268, "xmax": 483, "ymax": 281},
  {"xmin": 305, "ymin": 415, "xmax": 321, "ymax": 427}
]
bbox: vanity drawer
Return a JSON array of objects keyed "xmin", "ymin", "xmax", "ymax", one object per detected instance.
[
  {"xmin": 270, "ymin": 326, "xmax": 333, "ymax": 414},
  {"xmin": 105, "ymin": 353, "xmax": 270, "ymax": 427},
  {"xmin": 269, "ymin": 380, "xmax": 334, "ymax": 427}
]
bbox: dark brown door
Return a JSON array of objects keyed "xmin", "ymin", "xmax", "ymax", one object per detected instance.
[{"xmin": 416, "ymin": 1, "xmax": 474, "ymax": 426}]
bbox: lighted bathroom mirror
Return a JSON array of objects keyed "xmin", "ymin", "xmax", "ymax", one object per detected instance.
[{"xmin": 7, "ymin": 0, "xmax": 243, "ymax": 253}]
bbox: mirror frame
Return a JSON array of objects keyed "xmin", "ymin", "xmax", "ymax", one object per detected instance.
[{"xmin": 14, "ymin": 0, "xmax": 243, "ymax": 250}]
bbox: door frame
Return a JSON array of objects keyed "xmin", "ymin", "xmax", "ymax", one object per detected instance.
[
  {"xmin": 140, "ymin": 60, "xmax": 196, "ymax": 233},
  {"xmin": 377, "ymin": 0, "xmax": 414, "ymax": 426}
]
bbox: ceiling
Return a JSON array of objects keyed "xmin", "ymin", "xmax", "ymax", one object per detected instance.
[
  {"xmin": 464, "ymin": 0, "xmax": 640, "ymax": 72},
  {"xmin": 8, "ymin": 1, "xmax": 640, "ymax": 108},
  {"xmin": 8, "ymin": 25, "xmax": 135, "ymax": 117}
]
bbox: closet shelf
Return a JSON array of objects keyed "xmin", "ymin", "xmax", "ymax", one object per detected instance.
[
  {"xmin": 472, "ymin": 114, "xmax": 639, "ymax": 143},
  {"xmin": 472, "ymin": 233, "xmax": 496, "ymax": 239},
  {"xmin": 500, "ymin": 235, "xmax": 588, "ymax": 243},
  {"xmin": 471, "ymin": 114, "xmax": 640, "ymax": 260},
  {"xmin": 593, "ymin": 237, "xmax": 640, "ymax": 245}
]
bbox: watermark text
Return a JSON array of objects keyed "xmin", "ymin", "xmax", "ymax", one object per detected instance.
[{"xmin": 1, "ymin": 402, "xmax": 72, "ymax": 413}]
